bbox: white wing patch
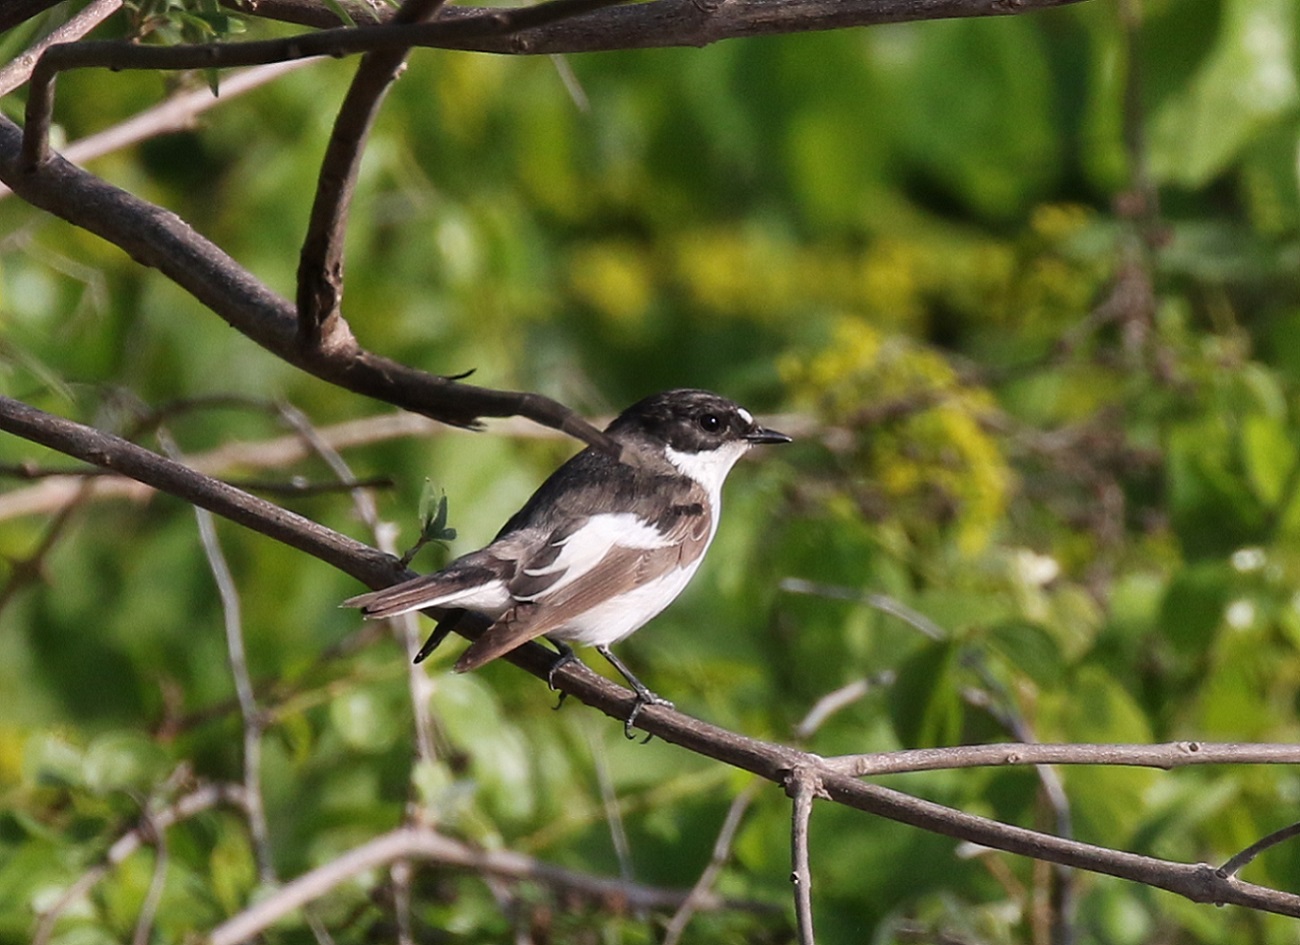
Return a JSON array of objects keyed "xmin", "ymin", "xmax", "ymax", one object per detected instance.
[{"xmin": 517, "ymin": 512, "xmax": 671, "ymax": 601}]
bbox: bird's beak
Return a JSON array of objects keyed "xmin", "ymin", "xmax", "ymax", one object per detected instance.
[{"xmin": 746, "ymin": 426, "xmax": 792, "ymax": 445}]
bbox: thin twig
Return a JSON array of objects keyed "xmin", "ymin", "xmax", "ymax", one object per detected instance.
[
  {"xmin": 823, "ymin": 742, "xmax": 1300, "ymax": 777},
  {"xmin": 662, "ymin": 779, "xmax": 760, "ymax": 945},
  {"xmin": 130, "ymin": 807, "xmax": 169, "ymax": 945},
  {"xmin": 206, "ymin": 825, "xmax": 752, "ymax": 945},
  {"xmin": 0, "ymin": 0, "xmax": 123, "ymax": 96},
  {"xmin": 0, "ymin": 61, "xmax": 312, "ymax": 201},
  {"xmin": 391, "ymin": 859, "xmax": 417, "ymax": 945},
  {"xmin": 277, "ymin": 402, "xmax": 441, "ymax": 768},
  {"xmin": 32, "ymin": 782, "xmax": 248, "ymax": 945},
  {"xmin": 163, "ymin": 429, "xmax": 277, "ymax": 885},
  {"xmin": 779, "ymin": 578, "xmax": 946, "ymax": 640},
  {"xmin": 588, "ymin": 723, "xmax": 636, "ymax": 887},
  {"xmin": 793, "ymin": 674, "xmax": 897, "ymax": 741},
  {"xmin": 1219, "ymin": 822, "xmax": 1300, "ymax": 880}
]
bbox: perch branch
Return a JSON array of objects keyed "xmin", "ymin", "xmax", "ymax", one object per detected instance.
[{"xmin": 5, "ymin": 394, "xmax": 1300, "ymax": 921}]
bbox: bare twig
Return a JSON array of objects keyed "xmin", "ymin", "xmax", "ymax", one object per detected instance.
[
  {"xmin": 662, "ymin": 779, "xmax": 760, "ymax": 945},
  {"xmin": 824, "ymin": 742, "xmax": 1300, "ymax": 777},
  {"xmin": 130, "ymin": 807, "xmax": 169, "ymax": 945},
  {"xmin": 0, "ymin": 0, "xmax": 122, "ymax": 96},
  {"xmin": 588, "ymin": 724, "xmax": 636, "ymax": 887},
  {"xmin": 276, "ymin": 402, "xmax": 441, "ymax": 768},
  {"xmin": 793, "ymin": 674, "xmax": 896, "ymax": 741},
  {"xmin": 191, "ymin": 475, "xmax": 277, "ymax": 883},
  {"xmin": 32, "ymin": 782, "xmax": 248, "ymax": 945},
  {"xmin": 1219, "ymin": 822, "xmax": 1300, "ymax": 880},
  {"xmin": 8, "ymin": 394, "xmax": 1300, "ymax": 921},
  {"xmin": 296, "ymin": 0, "xmax": 448, "ymax": 337},
  {"xmin": 207, "ymin": 825, "xmax": 750, "ymax": 945},
  {"xmin": 787, "ymin": 767, "xmax": 823, "ymax": 945},
  {"xmin": 779, "ymin": 578, "xmax": 946, "ymax": 640}
]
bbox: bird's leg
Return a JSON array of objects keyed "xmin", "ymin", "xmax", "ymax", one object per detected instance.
[
  {"xmin": 546, "ymin": 639, "xmax": 578, "ymax": 709},
  {"xmin": 596, "ymin": 645, "xmax": 673, "ymax": 741}
]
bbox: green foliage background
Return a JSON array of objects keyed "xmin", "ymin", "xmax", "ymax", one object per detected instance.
[{"xmin": 5, "ymin": 0, "xmax": 1300, "ymax": 941}]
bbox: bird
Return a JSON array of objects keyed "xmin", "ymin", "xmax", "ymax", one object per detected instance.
[{"xmin": 343, "ymin": 388, "xmax": 791, "ymax": 736}]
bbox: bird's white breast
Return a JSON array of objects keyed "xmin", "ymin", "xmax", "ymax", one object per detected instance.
[{"xmin": 550, "ymin": 553, "xmax": 707, "ymax": 647}]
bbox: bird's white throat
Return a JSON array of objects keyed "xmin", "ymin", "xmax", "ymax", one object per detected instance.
[{"xmin": 664, "ymin": 440, "xmax": 749, "ymax": 506}]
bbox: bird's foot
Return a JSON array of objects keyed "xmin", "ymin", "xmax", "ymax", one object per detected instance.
[
  {"xmin": 547, "ymin": 642, "xmax": 578, "ymax": 710},
  {"xmin": 624, "ymin": 687, "xmax": 674, "ymax": 742}
]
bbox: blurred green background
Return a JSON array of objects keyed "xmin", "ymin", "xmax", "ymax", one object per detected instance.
[{"xmin": 5, "ymin": 0, "xmax": 1300, "ymax": 940}]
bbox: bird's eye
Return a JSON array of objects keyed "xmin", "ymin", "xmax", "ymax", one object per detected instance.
[{"xmin": 698, "ymin": 413, "xmax": 723, "ymax": 433}]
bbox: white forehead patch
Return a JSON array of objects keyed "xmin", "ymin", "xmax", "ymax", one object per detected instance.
[{"xmin": 737, "ymin": 407, "xmax": 754, "ymax": 425}]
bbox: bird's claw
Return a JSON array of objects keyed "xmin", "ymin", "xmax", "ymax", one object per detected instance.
[
  {"xmin": 547, "ymin": 648, "xmax": 578, "ymax": 710},
  {"xmin": 624, "ymin": 690, "xmax": 674, "ymax": 742}
]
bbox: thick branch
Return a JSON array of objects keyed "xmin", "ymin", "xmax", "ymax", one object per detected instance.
[
  {"xmin": 19, "ymin": 0, "xmax": 633, "ymax": 169},
  {"xmin": 0, "ymin": 119, "xmax": 619, "ymax": 455},
  {"xmin": 4, "ymin": 394, "xmax": 1300, "ymax": 920},
  {"xmin": 221, "ymin": 0, "xmax": 1087, "ymax": 49}
]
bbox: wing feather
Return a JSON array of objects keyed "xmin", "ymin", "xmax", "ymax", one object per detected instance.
[{"xmin": 454, "ymin": 497, "xmax": 712, "ymax": 672}]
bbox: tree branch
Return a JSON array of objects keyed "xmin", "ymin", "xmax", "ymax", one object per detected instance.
[
  {"xmin": 787, "ymin": 766, "xmax": 823, "ymax": 945},
  {"xmin": 0, "ymin": 120, "xmax": 620, "ymax": 455},
  {"xmin": 824, "ymin": 741, "xmax": 1300, "ymax": 776},
  {"xmin": 5, "ymin": 395, "xmax": 1300, "ymax": 920},
  {"xmin": 220, "ymin": 0, "xmax": 1087, "ymax": 48},
  {"xmin": 207, "ymin": 824, "xmax": 761, "ymax": 945},
  {"xmin": 0, "ymin": 0, "xmax": 123, "ymax": 96},
  {"xmin": 296, "ymin": 0, "xmax": 448, "ymax": 338}
]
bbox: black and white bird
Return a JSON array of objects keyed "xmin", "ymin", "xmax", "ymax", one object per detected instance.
[{"xmin": 343, "ymin": 389, "xmax": 790, "ymax": 734}]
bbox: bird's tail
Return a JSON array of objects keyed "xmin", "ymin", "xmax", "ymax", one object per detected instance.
[{"xmin": 342, "ymin": 572, "xmax": 488, "ymax": 620}]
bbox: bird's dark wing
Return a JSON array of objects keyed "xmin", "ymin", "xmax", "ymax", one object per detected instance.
[{"xmin": 453, "ymin": 492, "xmax": 711, "ymax": 672}]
